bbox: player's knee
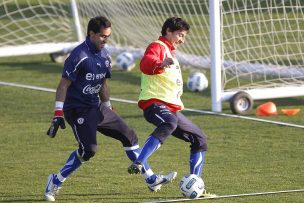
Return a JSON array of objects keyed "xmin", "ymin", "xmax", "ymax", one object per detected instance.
[
  {"xmin": 125, "ymin": 128, "xmax": 139, "ymax": 146},
  {"xmin": 190, "ymin": 134, "xmax": 208, "ymax": 152},
  {"xmin": 82, "ymin": 150, "xmax": 96, "ymax": 161},
  {"xmin": 154, "ymin": 122, "xmax": 177, "ymax": 143},
  {"xmin": 78, "ymin": 146, "xmax": 97, "ymax": 161},
  {"xmin": 161, "ymin": 121, "xmax": 177, "ymax": 134}
]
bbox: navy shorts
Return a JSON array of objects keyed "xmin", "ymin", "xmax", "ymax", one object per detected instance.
[
  {"xmin": 64, "ymin": 104, "xmax": 138, "ymax": 158},
  {"xmin": 143, "ymin": 103, "xmax": 207, "ymax": 152}
]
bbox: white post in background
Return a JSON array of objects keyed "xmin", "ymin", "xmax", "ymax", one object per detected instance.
[
  {"xmin": 70, "ymin": 0, "xmax": 84, "ymax": 42},
  {"xmin": 209, "ymin": 0, "xmax": 222, "ymax": 112}
]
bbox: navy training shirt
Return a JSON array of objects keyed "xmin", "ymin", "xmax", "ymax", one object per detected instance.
[{"xmin": 62, "ymin": 36, "xmax": 112, "ymax": 111}]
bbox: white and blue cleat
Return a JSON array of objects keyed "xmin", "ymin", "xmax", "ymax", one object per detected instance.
[
  {"xmin": 44, "ymin": 174, "xmax": 62, "ymax": 201},
  {"xmin": 147, "ymin": 172, "xmax": 177, "ymax": 192}
]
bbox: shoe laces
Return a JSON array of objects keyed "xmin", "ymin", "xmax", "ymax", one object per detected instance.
[
  {"xmin": 155, "ymin": 173, "xmax": 166, "ymax": 181},
  {"xmin": 50, "ymin": 183, "xmax": 60, "ymax": 196}
]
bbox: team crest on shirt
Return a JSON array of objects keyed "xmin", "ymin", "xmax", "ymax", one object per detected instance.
[
  {"xmin": 77, "ymin": 117, "xmax": 84, "ymax": 124},
  {"xmin": 105, "ymin": 60, "xmax": 110, "ymax": 67}
]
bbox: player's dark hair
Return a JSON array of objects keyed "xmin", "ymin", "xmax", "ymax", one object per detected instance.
[
  {"xmin": 87, "ymin": 16, "xmax": 111, "ymax": 36},
  {"xmin": 161, "ymin": 17, "xmax": 190, "ymax": 36}
]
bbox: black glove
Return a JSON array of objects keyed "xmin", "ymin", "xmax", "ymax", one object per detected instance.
[{"xmin": 47, "ymin": 116, "xmax": 66, "ymax": 138}]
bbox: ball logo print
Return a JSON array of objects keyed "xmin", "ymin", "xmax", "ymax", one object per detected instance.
[
  {"xmin": 187, "ymin": 72, "xmax": 208, "ymax": 92},
  {"xmin": 115, "ymin": 52, "xmax": 135, "ymax": 71},
  {"xmin": 180, "ymin": 174, "xmax": 205, "ymax": 199}
]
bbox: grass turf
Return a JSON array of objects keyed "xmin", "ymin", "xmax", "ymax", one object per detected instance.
[{"xmin": 0, "ymin": 55, "xmax": 303, "ymax": 202}]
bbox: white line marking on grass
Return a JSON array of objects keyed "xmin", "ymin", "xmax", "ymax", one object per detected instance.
[
  {"xmin": 141, "ymin": 189, "xmax": 304, "ymax": 203},
  {"xmin": 1, "ymin": 81, "xmax": 304, "ymax": 129}
]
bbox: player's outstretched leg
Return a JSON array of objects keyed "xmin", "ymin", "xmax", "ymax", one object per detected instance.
[
  {"xmin": 44, "ymin": 150, "xmax": 83, "ymax": 201},
  {"xmin": 146, "ymin": 172, "xmax": 177, "ymax": 192}
]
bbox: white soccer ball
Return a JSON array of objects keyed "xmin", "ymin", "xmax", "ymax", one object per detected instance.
[
  {"xmin": 180, "ymin": 174, "xmax": 205, "ymax": 199},
  {"xmin": 187, "ymin": 72, "xmax": 208, "ymax": 92},
  {"xmin": 115, "ymin": 52, "xmax": 135, "ymax": 71}
]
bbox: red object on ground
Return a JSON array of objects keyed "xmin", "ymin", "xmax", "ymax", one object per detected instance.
[
  {"xmin": 281, "ymin": 108, "xmax": 300, "ymax": 116},
  {"xmin": 256, "ymin": 102, "xmax": 278, "ymax": 116}
]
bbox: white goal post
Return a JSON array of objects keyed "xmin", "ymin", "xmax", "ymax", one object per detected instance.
[
  {"xmin": 210, "ymin": 0, "xmax": 304, "ymax": 114},
  {"xmin": 1, "ymin": 0, "xmax": 303, "ymax": 114}
]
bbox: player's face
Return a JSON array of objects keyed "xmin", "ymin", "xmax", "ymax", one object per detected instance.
[
  {"xmin": 166, "ymin": 29, "xmax": 188, "ymax": 49},
  {"xmin": 90, "ymin": 27, "xmax": 112, "ymax": 50}
]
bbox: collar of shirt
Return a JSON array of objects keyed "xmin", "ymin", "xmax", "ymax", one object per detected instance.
[
  {"xmin": 85, "ymin": 36, "xmax": 99, "ymax": 54},
  {"xmin": 158, "ymin": 36, "xmax": 175, "ymax": 52}
]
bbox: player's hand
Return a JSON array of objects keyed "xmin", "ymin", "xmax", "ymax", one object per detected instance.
[
  {"xmin": 160, "ymin": 58, "xmax": 174, "ymax": 68},
  {"xmin": 47, "ymin": 109, "xmax": 66, "ymax": 138}
]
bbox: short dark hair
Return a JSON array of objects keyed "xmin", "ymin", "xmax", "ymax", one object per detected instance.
[
  {"xmin": 161, "ymin": 17, "xmax": 190, "ymax": 36},
  {"xmin": 87, "ymin": 16, "xmax": 111, "ymax": 36}
]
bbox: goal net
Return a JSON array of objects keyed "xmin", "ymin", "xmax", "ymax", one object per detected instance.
[
  {"xmin": 0, "ymin": 0, "xmax": 82, "ymax": 57},
  {"xmin": 211, "ymin": 0, "xmax": 304, "ymax": 112},
  {"xmin": 1, "ymin": 0, "xmax": 303, "ymax": 112}
]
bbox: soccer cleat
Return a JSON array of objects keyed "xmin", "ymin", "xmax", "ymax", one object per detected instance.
[
  {"xmin": 128, "ymin": 162, "xmax": 143, "ymax": 174},
  {"xmin": 44, "ymin": 174, "xmax": 62, "ymax": 201},
  {"xmin": 147, "ymin": 172, "xmax": 177, "ymax": 192},
  {"xmin": 200, "ymin": 189, "xmax": 218, "ymax": 198}
]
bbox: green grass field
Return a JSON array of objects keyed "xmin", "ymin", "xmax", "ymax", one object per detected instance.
[{"xmin": 0, "ymin": 55, "xmax": 303, "ymax": 203}]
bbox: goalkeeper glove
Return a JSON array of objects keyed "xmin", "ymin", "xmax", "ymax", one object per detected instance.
[{"xmin": 47, "ymin": 102, "xmax": 66, "ymax": 138}]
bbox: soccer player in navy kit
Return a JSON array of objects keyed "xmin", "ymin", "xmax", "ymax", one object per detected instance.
[{"xmin": 44, "ymin": 16, "xmax": 174, "ymax": 201}]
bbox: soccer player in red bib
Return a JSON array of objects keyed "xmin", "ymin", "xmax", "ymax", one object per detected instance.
[
  {"xmin": 128, "ymin": 17, "xmax": 212, "ymax": 195},
  {"xmin": 44, "ymin": 16, "xmax": 167, "ymax": 201}
]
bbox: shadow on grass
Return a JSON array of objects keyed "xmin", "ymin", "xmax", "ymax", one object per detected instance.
[{"xmin": 0, "ymin": 192, "xmax": 180, "ymax": 202}]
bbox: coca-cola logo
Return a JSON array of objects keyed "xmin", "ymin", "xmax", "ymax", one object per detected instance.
[{"xmin": 82, "ymin": 84, "xmax": 102, "ymax": 94}]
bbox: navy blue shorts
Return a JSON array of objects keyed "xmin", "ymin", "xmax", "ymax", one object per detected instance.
[
  {"xmin": 64, "ymin": 104, "xmax": 138, "ymax": 158},
  {"xmin": 143, "ymin": 103, "xmax": 207, "ymax": 152}
]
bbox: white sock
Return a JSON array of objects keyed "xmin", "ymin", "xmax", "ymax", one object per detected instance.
[
  {"xmin": 142, "ymin": 168, "xmax": 154, "ymax": 179},
  {"xmin": 56, "ymin": 173, "xmax": 66, "ymax": 183}
]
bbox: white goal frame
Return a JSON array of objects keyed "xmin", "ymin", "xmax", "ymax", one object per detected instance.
[{"xmin": 210, "ymin": 0, "xmax": 304, "ymax": 112}]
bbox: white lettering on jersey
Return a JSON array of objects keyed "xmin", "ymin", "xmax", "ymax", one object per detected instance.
[
  {"xmin": 82, "ymin": 84, "xmax": 102, "ymax": 94},
  {"xmin": 85, "ymin": 73, "xmax": 106, "ymax": 81}
]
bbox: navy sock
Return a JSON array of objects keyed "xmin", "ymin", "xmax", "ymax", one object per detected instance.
[
  {"xmin": 58, "ymin": 150, "xmax": 82, "ymax": 180},
  {"xmin": 190, "ymin": 151, "xmax": 205, "ymax": 176}
]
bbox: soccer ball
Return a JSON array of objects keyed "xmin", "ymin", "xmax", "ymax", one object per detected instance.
[
  {"xmin": 180, "ymin": 174, "xmax": 205, "ymax": 199},
  {"xmin": 187, "ymin": 72, "xmax": 208, "ymax": 92},
  {"xmin": 115, "ymin": 52, "xmax": 135, "ymax": 71}
]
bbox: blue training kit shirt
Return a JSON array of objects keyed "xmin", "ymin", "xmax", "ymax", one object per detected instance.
[{"xmin": 62, "ymin": 36, "xmax": 111, "ymax": 111}]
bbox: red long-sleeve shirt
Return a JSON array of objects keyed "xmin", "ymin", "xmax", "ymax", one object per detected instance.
[{"xmin": 138, "ymin": 36, "xmax": 182, "ymax": 112}]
